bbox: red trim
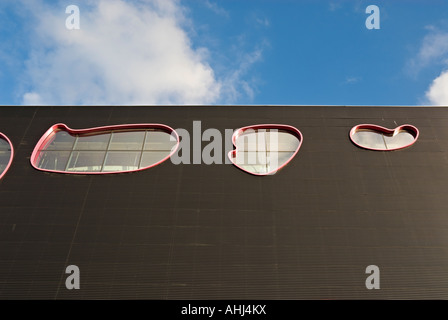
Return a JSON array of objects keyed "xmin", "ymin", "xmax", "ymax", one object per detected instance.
[
  {"xmin": 0, "ymin": 132, "xmax": 14, "ymax": 180},
  {"xmin": 349, "ymin": 124, "xmax": 419, "ymax": 151},
  {"xmin": 30, "ymin": 123, "xmax": 179, "ymax": 174},
  {"xmin": 227, "ymin": 124, "xmax": 303, "ymax": 176}
]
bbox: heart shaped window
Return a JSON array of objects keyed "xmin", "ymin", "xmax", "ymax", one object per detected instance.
[
  {"xmin": 0, "ymin": 133, "xmax": 13, "ymax": 180},
  {"xmin": 350, "ymin": 124, "xmax": 419, "ymax": 151},
  {"xmin": 31, "ymin": 123, "xmax": 179, "ymax": 174},
  {"xmin": 228, "ymin": 124, "xmax": 303, "ymax": 176}
]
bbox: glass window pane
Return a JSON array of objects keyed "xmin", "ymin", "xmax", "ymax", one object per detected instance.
[
  {"xmin": 279, "ymin": 131, "xmax": 301, "ymax": 151},
  {"xmin": 235, "ymin": 130, "xmax": 264, "ymax": 152},
  {"xmin": 0, "ymin": 137, "xmax": 11, "ymax": 176},
  {"xmin": 103, "ymin": 151, "xmax": 140, "ymax": 172},
  {"xmin": 232, "ymin": 129, "xmax": 300, "ymax": 174},
  {"xmin": 351, "ymin": 130, "xmax": 387, "ymax": 150},
  {"xmin": 236, "ymin": 129, "xmax": 301, "ymax": 152},
  {"xmin": 232, "ymin": 150, "xmax": 296, "ymax": 175},
  {"xmin": 43, "ymin": 131, "xmax": 76, "ymax": 151},
  {"xmin": 233, "ymin": 151, "xmax": 267, "ymax": 171},
  {"xmin": 383, "ymin": 130, "xmax": 416, "ymax": 150},
  {"xmin": 239, "ymin": 164, "xmax": 269, "ymax": 175},
  {"xmin": 0, "ymin": 154, "xmax": 10, "ymax": 174},
  {"xmin": 0, "ymin": 138, "xmax": 11, "ymax": 151},
  {"xmin": 232, "ymin": 151, "xmax": 269, "ymax": 174},
  {"xmin": 109, "ymin": 131, "xmax": 145, "ymax": 151},
  {"xmin": 266, "ymin": 130, "xmax": 301, "ymax": 151},
  {"xmin": 32, "ymin": 125, "xmax": 178, "ymax": 174},
  {"xmin": 144, "ymin": 131, "xmax": 177, "ymax": 151},
  {"xmin": 35, "ymin": 151, "xmax": 71, "ymax": 171},
  {"xmin": 66, "ymin": 151, "xmax": 105, "ymax": 172},
  {"xmin": 272, "ymin": 151, "xmax": 296, "ymax": 168},
  {"xmin": 74, "ymin": 134, "xmax": 110, "ymax": 151},
  {"xmin": 140, "ymin": 151, "xmax": 172, "ymax": 168}
]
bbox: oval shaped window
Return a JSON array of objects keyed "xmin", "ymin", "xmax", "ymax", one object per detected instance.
[
  {"xmin": 31, "ymin": 124, "xmax": 179, "ymax": 174},
  {"xmin": 350, "ymin": 124, "xmax": 419, "ymax": 151},
  {"xmin": 0, "ymin": 133, "xmax": 13, "ymax": 180},
  {"xmin": 228, "ymin": 124, "xmax": 303, "ymax": 176}
]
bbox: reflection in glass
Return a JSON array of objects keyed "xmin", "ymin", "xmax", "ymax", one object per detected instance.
[
  {"xmin": 34, "ymin": 128, "xmax": 177, "ymax": 173},
  {"xmin": 103, "ymin": 151, "xmax": 140, "ymax": 172},
  {"xmin": 73, "ymin": 134, "xmax": 110, "ymax": 151},
  {"xmin": 383, "ymin": 131, "xmax": 415, "ymax": 150},
  {"xmin": 352, "ymin": 128, "xmax": 416, "ymax": 150},
  {"xmin": 67, "ymin": 151, "xmax": 105, "ymax": 172},
  {"xmin": 232, "ymin": 129, "xmax": 301, "ymax": 175},
  {"xmin": 44, "ymin": 131, "xmax": 76, "ymax": 151},
  {"xmin": 351, "ymin": 130, "xmax": 387, "ymax": 150},
  {"xmin": 0, "ymin": 137, "xmax": 12, "ymax": 176},
  {"xmin": 109, "ymin": 131, "xmax": 145, "ymax": 151},
  {"xmin": 36, "ymin": 151, "xmax": 71, "ymax": 171}
]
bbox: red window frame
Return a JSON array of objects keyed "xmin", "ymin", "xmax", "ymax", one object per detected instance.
[
  {"xmin": 227, "ymin": 124, "xmax": 303, "ymax": 176},
  {"xmin": 30, "ymin": 123, "xmax": 179, "ymax": 174},
  {"xmin": 349, "ymin": 124, "xmax": 419, "ymax": 151}
]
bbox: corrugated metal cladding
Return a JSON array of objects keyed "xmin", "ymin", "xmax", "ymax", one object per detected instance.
[{"xmin": 0, "ymin": 105, "xmax": 448, "ymax": 299}]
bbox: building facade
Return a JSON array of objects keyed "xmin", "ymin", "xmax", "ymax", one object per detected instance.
[{"xmin": 0, "ymin": 105, "xmax": 447, "ymax": 299}]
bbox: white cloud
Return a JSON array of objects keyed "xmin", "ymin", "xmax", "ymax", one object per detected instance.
[
  {"xmin": 408, "ymin": 27, "xmax": 448, "ymax": 74},
  {"xmin": 425, "ymin": 70, "xmax": 448, "ymax": 106},
  {"xmin": 203, "ymin": 0, "xmax": 229, "ymax": 18},
  {"xmin": 343, "ymin": 76, "xmax": 361, "ymax": 85},
  {"xmin": 409, "ymin": 26, "xmax": 448, "ymax": 105},
  {"xmin": 416, "ymin": 31, "xmax": 448, "ymax": 67},
  {"xmin": 22, "ymin": 92, "xmax": 44, "ymax": 105},
  {"xmin": 220, "ymin": 47, "xmax": 264, "ymax": 103},
  {"xmin": 255, "ymin": 17, "xmax": 270, "ymax": 28},
  {"xmin": 328, "ymin": 2, "xmax": 342, "ymax": 11},
  {"xmin": 20, "ymin": 0, "xmax": 240, "ymax": 105}
]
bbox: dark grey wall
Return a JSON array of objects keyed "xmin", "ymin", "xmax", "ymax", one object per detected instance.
[{"xmin": 1, "ymin": 105, "xmax": 447, "ymax": 299}]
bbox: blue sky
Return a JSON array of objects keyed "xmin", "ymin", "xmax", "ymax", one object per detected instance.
[{"xmin": 0, "ymin": 0, "xmax": 447, "ymax": 106}]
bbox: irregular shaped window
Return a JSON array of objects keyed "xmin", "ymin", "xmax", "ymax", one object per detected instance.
[
  {"xmin": 228, "ymin": 124, "xmax": 303, "ymax": 176},
  {"xmin": 0, "ymin": 133, "xmax": 13, "ymax": 180},
  {"xmin": 31, "ymin": 124, "xmax": 179, "ymax": 174},
  {"xmin": 350, "ymin": 124, "xmax": 419, "ymax": 151}
]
